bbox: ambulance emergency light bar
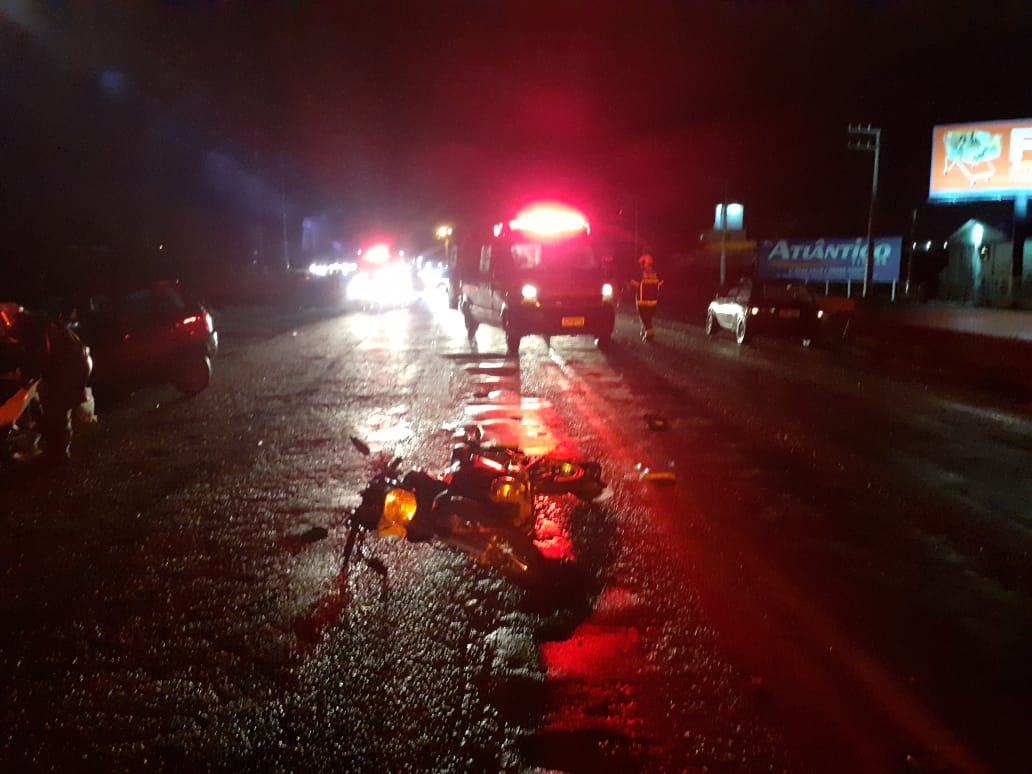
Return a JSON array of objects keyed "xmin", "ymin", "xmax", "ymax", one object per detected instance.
[
  {"xmin": 494, "ymin": 204, "xmax": 590, "ymax": 238},
  {"xmin": 360, "ymin": 243, "xmax": 392, "ymax": 264}
]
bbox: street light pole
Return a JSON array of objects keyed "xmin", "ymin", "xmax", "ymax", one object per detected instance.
[
  {"xmin": 435, "ymin": 224, "xmax": 453, "ymax": 262},
  {"xmin": 848, "ymin": 124, "xmax": 881, "ymax": 299},
  {"xmin": 436, "ymin": 224, "xmax": 455, "ymax": 306}
]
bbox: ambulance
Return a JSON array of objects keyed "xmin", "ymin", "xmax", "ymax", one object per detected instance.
[{"xmin": 457, "ymin": 203, "xmax": 616, "ymax": 355}]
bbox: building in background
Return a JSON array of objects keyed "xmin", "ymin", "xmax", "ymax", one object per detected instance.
[
  {"xmin": 941, "ymin": 220, "xmax": 1032, "ymax": 307},
  {"xmin": 929, "ymin": 119, "xmax": 1032, "ymax": 308}
]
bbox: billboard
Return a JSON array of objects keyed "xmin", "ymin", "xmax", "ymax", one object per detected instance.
[
  {"xmin": 757, "ymin": 237, "xmax": 902, "ymax": 283},
  {"xmin": 929, "ymin": 119, "xmax": 1032, "ymax": 202}
]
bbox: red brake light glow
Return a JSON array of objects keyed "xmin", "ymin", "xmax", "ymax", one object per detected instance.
[{"xmin": 176, "ymin": 313, "xmax": 213, "ymax": 332}]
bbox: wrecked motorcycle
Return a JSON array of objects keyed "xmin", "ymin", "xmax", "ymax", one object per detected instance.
[
  {"xmin": 0, "ymin": 376, "xmax": 42, "ymax": 467},
  {"xmin": 1, "ymin": 373, "xmax": 96, "ymax": 469},
  {"xmin": 344, "ymin": 436, "xmax": 546, "ymax": 584},
  {"xmin": 451, "ymin": 424, "xmax": 607, "ymax": 502}
]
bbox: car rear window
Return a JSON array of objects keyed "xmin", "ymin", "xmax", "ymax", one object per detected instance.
[
  {"xmin": 760, "ymin": 283, "xmax": 806, "ymax": 304},
  {"xmin": 112, "ymin": 286, "xmax": 189, "ymax": 323}
]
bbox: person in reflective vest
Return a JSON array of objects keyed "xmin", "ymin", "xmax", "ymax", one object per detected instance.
[{"xmin": 631, "ymin": 253, "xmax": 663, "ymax": 342}]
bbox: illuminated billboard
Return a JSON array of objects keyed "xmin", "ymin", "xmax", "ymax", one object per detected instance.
[
  {"xmin": 757, "ymin": 237, "xmax": 902, "ymax": 283},
  {"xmin": 929, "ymin": 119, "xmax": 1032, "ymax": 202}
]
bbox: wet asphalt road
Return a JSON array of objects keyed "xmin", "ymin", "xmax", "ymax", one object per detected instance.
[{"xmin": 1, "ymin": 293, "xmax": 1030, "ymax": 773}]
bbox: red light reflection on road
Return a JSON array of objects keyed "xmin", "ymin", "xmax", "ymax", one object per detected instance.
[
  {"xmin": 540, "ymin": 623, "xmax": 642, "ymax": 680},
  {"xmin": 534, "ymin": 496, "xmax": 575, "ymax": 561}
]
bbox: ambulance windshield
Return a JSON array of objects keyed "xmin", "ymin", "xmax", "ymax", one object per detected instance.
[{"xmin": 510, "ymin": 242, "xmax": 598, "ymax": 272}]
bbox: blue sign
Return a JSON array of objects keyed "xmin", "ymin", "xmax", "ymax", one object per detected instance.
[{"xmin": 757, "ymin": 237, "xmax": 902, "ymax": 282}]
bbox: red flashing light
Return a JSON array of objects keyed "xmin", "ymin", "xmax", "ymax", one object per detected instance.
[
  {"xmin": 363, "ymin": 244, "xmax": 392, "ymax": 264},
  {"xmin": 509, "ymin": 204, "xmax": 589, "ymax": 237}
]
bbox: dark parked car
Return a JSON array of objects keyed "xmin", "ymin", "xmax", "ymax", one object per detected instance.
[
  {"xmin": 705, "ymin": 277, "xmax": 820, "ymax": 346},
  {"xmin": 72, "ymin": 280, "xmax": 218, "ymax": 395}
]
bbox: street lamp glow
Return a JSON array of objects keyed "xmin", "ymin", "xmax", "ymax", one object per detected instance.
[{"xmin": 435, "ymin": 225, "xmax": 453, "ymax": 240}]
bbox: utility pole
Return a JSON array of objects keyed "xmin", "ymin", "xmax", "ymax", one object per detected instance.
[
  {"xmin": 848, "ymin": 124, "xmax": 881, "ymax": 299},
  {"xmin": 719, "ymin": 179, "xmax": 729, "ymax": 287}
]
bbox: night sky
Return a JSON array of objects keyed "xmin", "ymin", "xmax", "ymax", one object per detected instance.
[{"xmin": 2, "ymin": 0, "xmax": 1030, "ymax": 287}]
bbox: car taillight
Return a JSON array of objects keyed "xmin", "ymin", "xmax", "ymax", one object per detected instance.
[{"xmin": 176, "ymin": 313, "xmax": 213, "ymax": 333}]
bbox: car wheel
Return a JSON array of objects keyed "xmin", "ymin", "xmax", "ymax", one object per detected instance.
[
  {"xmin": 705, "ymin": 311, "xmax": 718, "ymax": 336},
  {"xmin": 735, "ymin": 316, "xmax": 748, "ymax": 345},
  {"xmin": 172, "ymin": 354, "xmax": 211, "ymax": 396}
]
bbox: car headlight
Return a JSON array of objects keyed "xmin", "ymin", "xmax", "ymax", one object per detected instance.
[
  {"xmin": 602, "ymin": 282, "xmax": 614, "ymax": 301},
  {"xmin": 521, "ymin": 284, "xmax": 538, "ymax": 302}
]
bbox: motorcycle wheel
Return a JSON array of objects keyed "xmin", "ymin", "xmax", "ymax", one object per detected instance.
[{"xmin": 531, "ymin": 459, "xmax": 605, "ymax": 501}]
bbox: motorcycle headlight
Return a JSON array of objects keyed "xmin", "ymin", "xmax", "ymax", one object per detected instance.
[{"xmin": 378, "ymin": 487, "xmax": 418, "ymax": 539}]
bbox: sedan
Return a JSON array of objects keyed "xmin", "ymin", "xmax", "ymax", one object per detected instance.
[
  {"xmin": 705, "ymin": 278, "xmax": 820, "ymax": 346},
  {"xmin": 72, "ymin": 280, "xmax": 218, "ymax": 395}
]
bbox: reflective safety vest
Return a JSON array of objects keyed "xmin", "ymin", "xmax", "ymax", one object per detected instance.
[{"xmin": 637, "ymin": 270, "xmax": 661, "ymax": 306}]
